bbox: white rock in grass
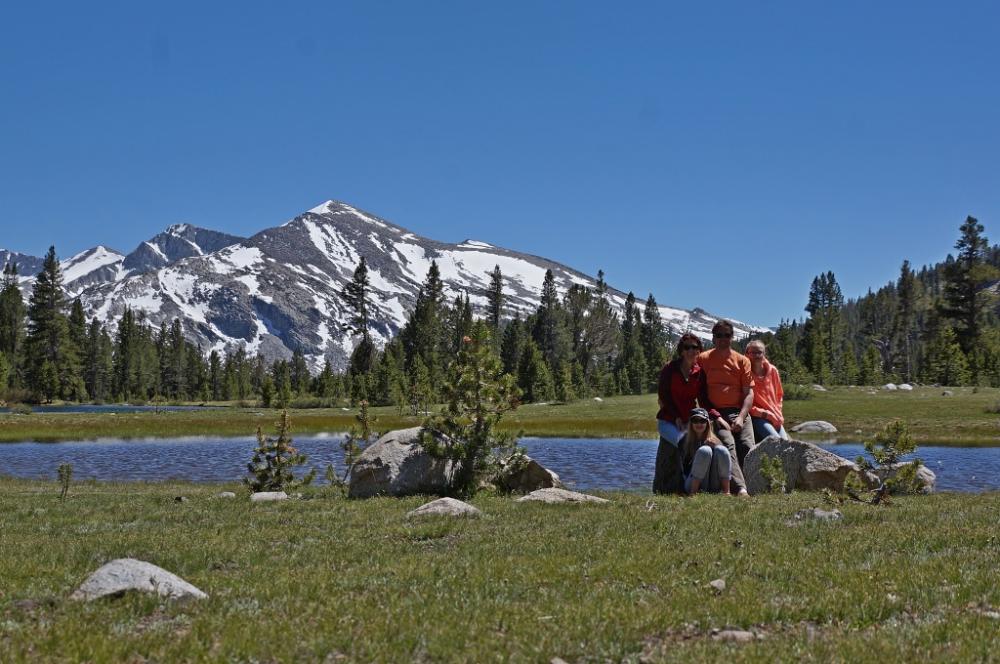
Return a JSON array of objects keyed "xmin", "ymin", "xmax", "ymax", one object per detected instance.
[
  {"xmin": 216, "ymin": 491, "xmax": 236, "ymax": 499},
  {"xmin": 883, "ymin": 383, "xmax": 898, "ymax": 391},
  {"xmin": 516, "ymin": 488, "xmax": 609, "ymax": 504},
  {"xmin": 790, "ymin": 420, "xmax": 838, "ymax": 434},
  {"xmin": 250, "ymin": 491, "xmax": 288, "ymax": 502},
  {"xmin": 406, "ymin": 497, "xmax": 482, "ymax": 519},
  {"xmin": 898, "ymin": 383, "xmax": 914, "ymax": 391},
  {"xmin": 712, "ymin": 629, "xmax": 756, "ymax": 643},
  {"xmin": 70, "ymin": 558, "xmax": 207, "ymax": 601}
]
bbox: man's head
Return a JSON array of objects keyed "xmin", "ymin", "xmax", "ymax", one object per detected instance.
[{"xmin": 711, "ymin": 320, "xmax": 735, "ymax": 350}]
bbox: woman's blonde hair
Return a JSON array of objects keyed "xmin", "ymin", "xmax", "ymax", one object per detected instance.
[
  {"xmin": 682, "ymin": 417, "xmax": 720, "ymax": 466},
  {"xmin": 746, "ymin": 339, "xmax": 766, "ymax": 354}
]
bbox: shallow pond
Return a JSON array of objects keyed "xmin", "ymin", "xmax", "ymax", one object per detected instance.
[
  {"xmin": 1, "ymin": 436, "xmax": 998, "ymax": 493},
  {"xmin": 0, "ymin": 404, "xmax": 221, "ymax": 414}
]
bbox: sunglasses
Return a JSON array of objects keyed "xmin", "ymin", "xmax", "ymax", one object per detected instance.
[
  {"xmin": 713, "ymin": 332, "xmax": 733, "ymax": 339},
  {"xmin": 681, "ymin": 344, "xmax": 701, "ymax": 351},
  {"xmin": 691, "ymin": 418, "xmax": 708, "ymax": 424}
]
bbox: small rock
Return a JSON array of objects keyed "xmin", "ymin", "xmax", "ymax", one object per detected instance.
[
  {"xmin": 593, "ymin": 397, "xmax": 603, "ymax": 402},
  {"xmin": 250, "ymin": 491, "xmax": 288, "ymax": 502},
  {"xmin": 174, "ymin": 496, "xmax": 188, "ymax": 503},
  {"xmin": 790, "ymin": 421, "xmax": 838, "ymax": 434},
  {"xmin": 898, "ymin": 383, "xmax": 914, "ymax": 391},
  {"xmin": 811, "ymin": 384, "xmax": 827, "ymax": 392},
  {"xmin": 516, "ymin": 488, "xmax": 609, "ymax": 504},
  {"xmin": 712, "ymin": 629, "xmax": 755, "ymax": 643},
  {"xmin": 794, "ymin": 508, "xmax": 843, "ymax": 522},
  {"xmin": 551, "ymin": 658, "xmax": 570, "ymax": 664},
  {"xmin": 883, "ymin": 383, "xmax": 898, "ymax": 391},
  {"xmin": 70, "ymin": 558, "xmax": 207, "ymax": 601},
  {"xmin": 216, "ymin": 491, "xmax": 236, "ymax": 499},
  {"xmin": 406, "ymin": 497, "xmax": 482, "ymax": 519},
  {"xmin": 709, "ymin": 578, "xmax": 726, "ymax": 593},
  {"xmin": 942, "ymin": 390, "xmax": 954, "ymax": 397},
  {"xmin": 887, "ymin": 593, "xmax": 899, "ymax": 603}
]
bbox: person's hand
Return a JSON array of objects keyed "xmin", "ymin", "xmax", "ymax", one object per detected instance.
[
  {"xmin": 731, "ymin": 416, "xmax": 744, "ymax": 433},
  {"xmin": 759, "ymin": 409, "xmax": 773, "ymax": 421}
]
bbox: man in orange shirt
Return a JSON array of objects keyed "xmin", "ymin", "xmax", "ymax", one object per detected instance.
[{"xmin": 697, "ymin": 319, "xmax": 756, "ymax": 496}]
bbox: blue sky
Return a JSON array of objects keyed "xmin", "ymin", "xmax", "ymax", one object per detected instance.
[{"xmin": 2, "ymin": 1, "xmax": 998, "ymax": 326}]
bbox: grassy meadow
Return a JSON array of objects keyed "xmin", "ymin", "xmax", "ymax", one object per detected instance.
[
  {"xmin": 1, "ymin": 478, "xmax": 998, "ymax": 662},
  {"xmin": 2, "ymin": 385, "xmax": 999, "ymax": 445}
]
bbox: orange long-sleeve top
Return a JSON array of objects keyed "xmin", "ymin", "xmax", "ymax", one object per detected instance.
[{"xmin": 749, "ymin": 360, "xmax": 784, "ymax": 428}]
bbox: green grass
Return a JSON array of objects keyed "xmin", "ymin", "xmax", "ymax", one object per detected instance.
[
  {"xmin": 3, "ymin": 385, "xmax": 1000, "ymax": 444},
  {"xmin": 1, "ymin": 478, "xmax": 997, "ymax": 662}
]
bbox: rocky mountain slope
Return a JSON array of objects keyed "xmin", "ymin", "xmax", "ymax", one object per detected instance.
[{"xmin": 3, "ymin": 200, "xmax": 764, "ymax": 369}]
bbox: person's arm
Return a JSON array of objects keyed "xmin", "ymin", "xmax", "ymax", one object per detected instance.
[{"xmin": 737, "ymin": 386, "xmax": 754, "ymax": 426}]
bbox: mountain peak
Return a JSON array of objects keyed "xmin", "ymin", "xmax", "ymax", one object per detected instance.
[{"xmin": 166, "ymin": 223, "xmax": 193, "ymax": 236}]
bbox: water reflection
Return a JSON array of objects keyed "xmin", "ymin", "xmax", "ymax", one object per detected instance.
[{"xmin": 0, "ymin": 436, "xmax": 997, "ymax": 493}]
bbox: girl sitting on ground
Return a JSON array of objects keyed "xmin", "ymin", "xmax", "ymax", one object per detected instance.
[{"xmin": 681, "ymin": 407, "xmax": 732, "ymax": 495}]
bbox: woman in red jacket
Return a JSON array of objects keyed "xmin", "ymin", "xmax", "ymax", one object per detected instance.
[{"xmin": 653, "ymin": 333, "xmax": 710, "ymax": 493}]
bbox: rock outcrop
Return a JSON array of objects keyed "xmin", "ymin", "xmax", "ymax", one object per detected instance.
[
  {"xmin": 348, "ymin": 427, "xmax": 456, "ymax": 498},
  {"xmin": 70, "ymin": 559, "xmax": 207, "ymax": 601},
  {"xmin": 743, "ymin": 437, "xmax": 876, "ymax": 494},
  {"xmin": 496, "ymin": 455, "xmax": 563, "ymax": 494}
]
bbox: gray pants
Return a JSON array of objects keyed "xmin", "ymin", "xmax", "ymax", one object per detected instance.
[
  {"xmin": 685, "ymin": 444, "xmax": 732, "ymax": 493},
  {"xmin": 713, "ymin": 407, "xmax": 755, "ymax": 494}
]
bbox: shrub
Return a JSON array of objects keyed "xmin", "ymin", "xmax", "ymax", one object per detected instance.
[
  {"xmin": 421, "ymin": 323, "xmax": 522, "ymax": 499},
  {"xmin": 57, "ymin": 463, "xmax": 72, "ymax": 500},
  {"xmin": 855, "ymin": 419, "xmax": 924, "ymax": 500},
  {"xmin": 245, "ymin": 410, "xmax": 315, "ymax": 493},
  {"xmin": 782, "ymin": 384, "xmax": 814, "ymax": 401},
  {"xmin": 758, "ymin": 455, "xmax": 786, "ymax": 494},
  {"xmin": 326, "ymin": 400, "xmax": 378, "ymax": 494}
]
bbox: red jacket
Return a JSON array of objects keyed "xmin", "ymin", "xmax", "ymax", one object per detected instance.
[{"xmin": 656, "ymin": 359, "xmax": 710, "ymax": 423}]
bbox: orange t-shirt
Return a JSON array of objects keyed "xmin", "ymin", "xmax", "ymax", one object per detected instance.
[
  {"xmin": 749, "ymin": 360, "xmax": 784, "ymax": 428},
  {"xmin": 697, "ymin": 348, "xmax": 754, "ymax": 409}
]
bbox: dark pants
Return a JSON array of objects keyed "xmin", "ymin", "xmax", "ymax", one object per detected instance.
[
  {"xmin": 652, "ymin": 437, "xmax": 684, "ymax": 494},
  {"xmin": 714, "ymin": 407, "xmax": 755, "ymax": 494}
]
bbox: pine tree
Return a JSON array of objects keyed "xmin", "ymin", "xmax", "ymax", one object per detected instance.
[
  {"xmin": 890, "ymin": 260, "xmax": 918, "ymax": 382},
  {"xmin": 500, "ymin": 316, "xmax": 525, "ymax": 376},
  {"xmin": 517, "ymin": 339, "xmax": 555, "ymax": 403},
  {"xmin": 532, "ymin": 269, "xmax": 570, "ymax": 370},
  {"xmin": 24, "ymin": 247, "xmax": 81, "ymax": 401},
  {"xmin": 941, "ymin": 215, "xmax": 991, "ymax": 354},
  {"xmin": 420, "ymin": 322, "xmax": 521, "ymax": 498},
  {"xmin": 402, "ymin": 261, "xmax": 446, "ymax": 392},
  {"xmin": 244, "ymin": 410, "xmax": 314, "ymax": 492},
  {"xmin": 640, "ymin": 294, "xmax": 669, "ymax": 390},
  {"xmin": 485, "ymin": 264, "xmax": 504, "ymax": 332},
  {"xmin": 342, "ymin": 256, "xmax": 373, "ymax": 346},
  {"xmin": 0, "ymin": 262, "xmax": 25, "ymax": 388}
]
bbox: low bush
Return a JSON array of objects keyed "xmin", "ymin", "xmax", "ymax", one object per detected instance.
[{"xmin": 783, "ymin": 384, "xmax": 814, "ymax": 401}]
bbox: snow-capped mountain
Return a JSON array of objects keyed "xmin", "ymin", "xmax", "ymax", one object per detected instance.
[
  {"xmin": 2, "ymin": 200, "xmax": 765, "ymax": 369},
  {"xmin": 122, "ymin": 224, "xmax": 244, "ymax": 273}
]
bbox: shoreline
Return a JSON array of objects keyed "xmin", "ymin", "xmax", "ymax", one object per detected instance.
[{"xmin": 1, "ymin": 387, "xmax": 999, "ymax": 446}]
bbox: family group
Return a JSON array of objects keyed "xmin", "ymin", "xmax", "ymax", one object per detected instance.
[{"xmin": 653, "ymin": 319, "xmax": 789, "ymax": 496}]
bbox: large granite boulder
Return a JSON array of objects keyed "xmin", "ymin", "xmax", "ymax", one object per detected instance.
[
  {"xmin": 790, "ymin": 421, "xmax": 838, "ymax": 434},
  {"xmin": 70, "ymin": 559, "xmax": 207, "ymax": 601},
  {"xmin": 348, "ymin": 427, "xmax": 456, "ymax": 498},
  {"xmin": 744, "ymin": 437, "xmax": 876, "ymax": 494},
  {"xmin": 495, "ymin": 455, "xmax": 563, "ymax": 493},
  {"xmin": 873, "ymin": 462, "xmax": 936, "ymax": 494}
]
